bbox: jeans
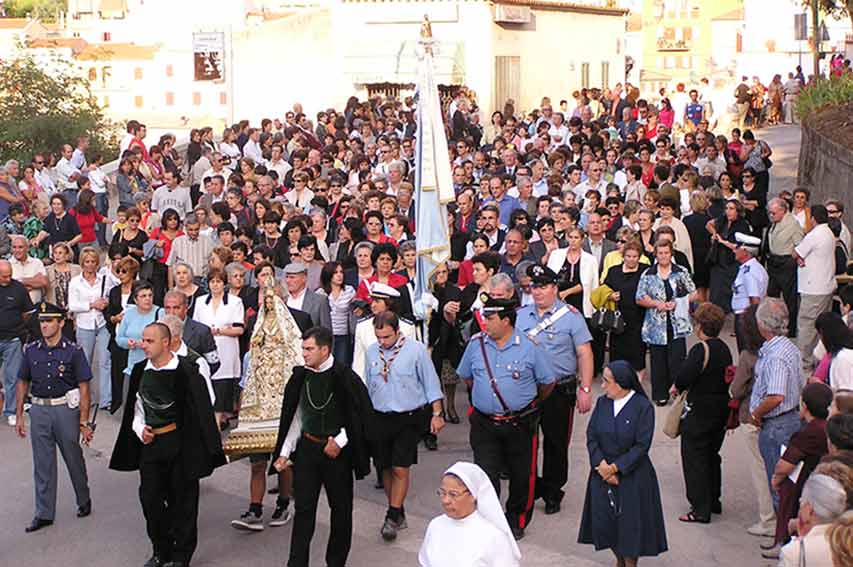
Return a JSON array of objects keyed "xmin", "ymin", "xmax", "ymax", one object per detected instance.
[
  {"xmin": 758, "ymin": 410, "xmax": 801, "ymax": 509},
  {"xmin": 332, "ymin": 334, "xmax": 352, "ymax": 368},
  {"xmin": 0, "ymin": 338, "xmax": 24, "ymax": 416},
  {"xmin": 94, "ymin": 193, "xmax": 109, "ymax": 246},
  {"xmin": 62, "ymin": 188, "xmax": 79, "ymax": 210},
  {"xmin": 76, "ymin": 325, "xmax": 111, "ymax": 408}
]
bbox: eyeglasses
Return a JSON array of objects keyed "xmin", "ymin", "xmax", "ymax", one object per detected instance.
[
  {"xmin": 117, "ymin": 268, "xmax": 129, "ymax": 274},
  {"xmin": 436, "ymin": 488, "xmax": 470, "ymax": 500},
  {"xmin": 827, "ymin": 209, "xmax": 840, "ymax": 214},
  {"xmin": 34, "ymin": 161, "xmax": 44, "ymax": 165},
  {"xmin": 618, "ymin": 239, "xmax": 627, "ymax": 244}
]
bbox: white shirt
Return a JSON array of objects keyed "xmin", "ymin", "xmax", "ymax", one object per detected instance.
[
  {"xmin": 67, "ymin": 273, "xmax": 108, "ymax": 330},
  {"xmin": 242, "ymin": 140, "xmax": 263, "ymax": 163},
  {"xmin": 829, "ymin": 348, "xmax": 853, "ymax": 391},
  {"xmin": 266, "ymin": 158, "xmax": 292, "ymax": 182},
  {"xmin": 10, "ymin": 256, "xmax": 46, "ymax": 303},
  {"xmin": 287, "ymin": 289, "xmax": 306, "ymax": 311},
  {"xmin": 574, "ymin": 178, "xmax": 606, "ymax": 202},
  {"xmin": 201, "ymin": 167, "xmax": 231, "ymax": 188},
  {"xmin": 284, "ymin": 189, "xmax": 315, "ymax": 210},
  {"xmin": 795, "ymin": 223, "xmax": 837, "ymax": 295},
  {"xmin": 151, "ymin": 184, "xmax": 193, "ymax": 219},
  {"xmin": 548, "ymin": 124, "xmax": 569, "ymax": 146},
  {"xmin": 613, "ymin": 390, "xmax": 636, "ymax": 416},
  {"xmin": 87, "ymin": 166, "xmax": 107, "ymax": 194},
  {"xmin": 278, "ymin": 354, "xmax": 348, "ymax": 459},
  {"xmin": 34, "ymin": 168, "xmax": 57, "ymax": 194},
  {"xmin": 55, "ymin": 157, "xmax": 80, "ymax": 190},
  {"xmin": 120, "ymin": 132, "xmax": 135, "ymax": 155}
]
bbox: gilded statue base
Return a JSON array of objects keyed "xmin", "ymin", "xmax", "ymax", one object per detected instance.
[{"xmin": 222, "ymin": 420, "xmax": 280, "ymax": 461}]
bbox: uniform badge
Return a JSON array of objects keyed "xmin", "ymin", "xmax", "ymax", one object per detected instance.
[{"xmin": 58, "ymin": 364, "xmax": 65, "ymax": 374}]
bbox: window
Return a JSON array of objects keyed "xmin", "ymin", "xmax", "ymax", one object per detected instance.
[
  {"xmin": 581, "ymin": 62, "xmax": 590, "ymax": 89},
  {"xmin": 102, "ymin": 95, "xmax": 110, "ymax": 108},
  {"xmin": 101, "ymin": 66, "xmax": 112, "ymax": 88},
  {"xmin": 601, "ymin": 61, "xmax": 610, "ymax": 89},
  {"xmin": 219, "ymin": 92, "xmax": 227, "ymax": 105},
  {"xmin": 134, "ymin": 95, "xmax": 143, "ymax": 108},
  {"xmin": 165, "ymin": 92, "xmax": 174, "ymax": 106},
  {"xmin": 193, "ymin": 92, "xmax": 202, "ymax": 106},
  {"xmin": 166, "ymin": 64, "xmax": 173, "ymax": 77},
  {"xmin": 87, "ymin": 68, "xmax": 97, "ymax": 81},
  {"xmin": 683, "ymin": 27, "xmax": 692, "ymax": 42},
  {"xmin": 134, "ymin": 67, "xmax": 143, "ymax": 80}
]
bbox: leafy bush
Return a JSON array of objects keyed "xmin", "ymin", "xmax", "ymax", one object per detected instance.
[
  {"xmin": 0, "ymin": 52, "xmax": 118, "ymax": 165},
  {"xmin": 795, "ymin": 74, "xmax": 853, "ymax": 120}
]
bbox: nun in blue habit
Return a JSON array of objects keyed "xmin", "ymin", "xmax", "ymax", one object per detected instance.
[{"xmin": 578, "ymin": 360, "xmax": 668, "ymax": 567}]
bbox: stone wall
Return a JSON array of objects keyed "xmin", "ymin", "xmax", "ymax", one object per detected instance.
[{"xmin": 798, "ymin": 124, "xmax": 853, "ymax": 211}]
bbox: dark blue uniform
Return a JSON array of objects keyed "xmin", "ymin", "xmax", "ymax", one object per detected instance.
[{"xmin": 20, "ymin": 335, "xmax": 92, "ymax": 526}]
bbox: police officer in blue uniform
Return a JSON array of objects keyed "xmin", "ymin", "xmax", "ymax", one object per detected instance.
[
  {"xmin": 731, "ymin": 232, "xmax": 768, "ymax": 352},
  {"xmin": 518, "ymin": 264, "xmax": 594, "ymax": 515},
  {"xmin": 456, "ymin": 293, "xmax": 556, "ymax": 540},
  {"xmin": 15, "ymin": 302, "xmax": 94, "ymax": 533}
]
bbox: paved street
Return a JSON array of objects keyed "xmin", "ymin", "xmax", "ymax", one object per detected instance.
[{"xmin": 0, "ymin": 124, "xmax": 803, "ymax": 566}]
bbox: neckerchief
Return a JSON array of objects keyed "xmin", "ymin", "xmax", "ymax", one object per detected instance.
[{"xmin": 378, "ymin": 335, "xmax": 406, "ymax": 382}]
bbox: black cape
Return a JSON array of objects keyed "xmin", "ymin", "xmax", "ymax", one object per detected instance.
[
  {"xmin": 268, "ymin": 361, "xmax": 374, "ymax": 480},
  {"xmin": 109, "ymin": 356, "xmax": 226, "ymax": 479}
]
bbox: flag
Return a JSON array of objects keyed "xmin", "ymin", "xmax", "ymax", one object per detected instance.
[{"xmin": 412, "ymin": 32, "xmax": 454, "ymax": 321}]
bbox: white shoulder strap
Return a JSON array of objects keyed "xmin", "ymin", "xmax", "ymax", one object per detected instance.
[{"xmin": 527, "ymin": 305, "xmax": 572, "ymax": 339}]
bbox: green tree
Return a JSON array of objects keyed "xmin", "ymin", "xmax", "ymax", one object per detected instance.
[
  {"xmin": 5, "ymin": 0, "xmax": 66, "ymax": 22},
  {"xmin": 0, "ymin": 52, "xmax": 118, "ymax": 166}
]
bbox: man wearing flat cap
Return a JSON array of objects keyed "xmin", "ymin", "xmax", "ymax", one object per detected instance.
[
  {"xmin": 16, "ymin": 302, "xmax": 93, "ymax": 533},
  {"xmin": 456, "ymin": 292, "xmax": 557, "ymax": 540},
  {"xmin": 284, "ymin": 262, "xmax": 331, "ymax": 331},
  {"xmin": 732, "ymin": 232, "xmax": 768, "ymax": 352},
  {"xmin": 518, "ymin": 264, "xmax": 594, "ymax": 516}
]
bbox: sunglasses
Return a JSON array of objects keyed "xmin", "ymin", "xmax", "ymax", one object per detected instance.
[{"xmin": 34, "ymin": 161, "xmax": 44, "ymax": 165}]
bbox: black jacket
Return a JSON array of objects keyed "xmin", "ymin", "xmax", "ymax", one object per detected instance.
[
  {"xmin": 109, "ymin": 356, "xmax": 226, "ymax": 479},
  {"xmin": 269, "ymin": 362, "xmax": 374, "ymax": 480},
  {"xmin": 183, "ymin": 318, "xmax": 221, "ymax": 377}
]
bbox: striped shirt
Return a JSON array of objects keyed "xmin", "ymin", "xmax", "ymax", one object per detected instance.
[
  {"xmin": 318, "ymin": 285, "xmax": 355, "ymax": 336},
  {"xmin": 749, "ymin": 335, "xmax": 803, "ymax": 417},
  {"xmin": 166, "ymin": 233, "xmax": 216, "ymax": 277}
]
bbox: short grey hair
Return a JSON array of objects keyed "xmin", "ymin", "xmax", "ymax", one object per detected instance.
[
  {"xmin": 5, "ymin": 159, "xmax": 19, "ymax": 169},
  {"xmin": 159, "ymin": 314, "xmax": 184, "ymax": 341},
  {"xmin": 354, "ymin": 241, "xmax": 375, "ymax": 255},
  {"xmin": 172, "ymin": 262, "xmax": 195, "ymax": 278},
  {"xmin": 225, "ymin": 261, "xmax": 246, "ymax": 277},
  {"xmin": 309, "ymin": 207, "xmax": 327, "ymax": 220},
  {"xmin": 516, "ymin": 176, "xmax": 533, "ymax": 189},
  {"xmin": 163, "ymin": 289, "xmax": 189, "ymax": 306},
  {"xmin": 515, "ymin": 260, "xmax": 535, "ymax": 282},
  {"xmin": 489, "ymin": 273, "xmax": 515, "ymax": 297},
  {"xmin": 801, "ymin": 474, "xmax": 847, "ymax": 524},
  {"xmin": 388, "ymin": 160, "xmax": 405, "ymax": 174},
  {"xmin": 768, "ymin": 197, "xmax": 789, "ymax": 212},
  {"xmin": 184, "ymin": 213, "xmax": 200, "ymax": 226},
  {"xmin": 756, "ymin": 297, "xmax": 789, "ymax": 337},
  {"xmin": 399, "ymin": 240, "xmax": 416, "ymax": 254}
]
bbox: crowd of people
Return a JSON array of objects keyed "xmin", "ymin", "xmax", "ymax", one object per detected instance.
[{"xmin": 1, "ymin": 70, "xmax": 853, "ymax": 567}]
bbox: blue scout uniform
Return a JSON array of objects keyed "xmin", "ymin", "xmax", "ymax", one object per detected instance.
[
  {"xmin": 19, "ymin": 302, "xmax": 92, "ymax": 532},
  {"xmin": 456, "ymin": 293, "xmax": 556, "ymax": 537}
]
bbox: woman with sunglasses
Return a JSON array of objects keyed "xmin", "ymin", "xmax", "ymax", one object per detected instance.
[
  {"xmin": 105, "ymin": 253, "xmax": 138, "ymax": 412},
  {"xmin": 112, "ymin": 206, "xmax": 148, "ymax": 262},
  {"xmin": 148, "ymin": 208, "xmax": 183, "ymax": 304}
]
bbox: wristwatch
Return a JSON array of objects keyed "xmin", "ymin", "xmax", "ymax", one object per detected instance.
[
  {"xmin": 579, "ymin": 385, "xmax": 591, "ymax": 394},
  {"xmin": 432, "ymin": 410, "xmax": 446, "ymax": 419}
]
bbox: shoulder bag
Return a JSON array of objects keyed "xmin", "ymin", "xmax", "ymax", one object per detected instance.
[{"xmin": 663, "ymin": 341, "xmax": 708, "ymax": 439}]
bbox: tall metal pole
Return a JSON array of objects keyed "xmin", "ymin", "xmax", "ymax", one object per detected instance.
[{"xmin": 812, "ymin": 1, "xmax": 820, "ymax": 80}]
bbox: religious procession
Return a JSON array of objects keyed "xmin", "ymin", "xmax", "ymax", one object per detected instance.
[{"xmin": 1, "ymin": 7, "xmax": 853, "ymax": 567}]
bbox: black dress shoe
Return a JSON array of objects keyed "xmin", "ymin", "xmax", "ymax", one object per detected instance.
[
  {"xmin": 143, "ymin": 556, "xmax": 165, "ymax": 567},
  {"xmin": 77, "ymin": 500, "xmax": 92, "ymax": 518},
  {"xmin": 544, "ymin": 500, "xmax": 561, "ymax": 515},
  {"xmin": 511, "ymin": 526, "xmax": 525, "ymax": 541},
  {"xmin": 424, "ymin": 436, "xmax": 438, "ymax": 451},
  {"xmin": 25, "ymin": 517, "xmax": 53, "ymax": 533},
  {"xmin": 447, "ymin": 414, "xmax": 461, "ymax": 424},
  {"xmin": 164, "ymin": 562, "xmax": 189, "ymax": 567},
  {"xmin": 711, "ymin": 501, "xmax": 722, "ymax": 515}
]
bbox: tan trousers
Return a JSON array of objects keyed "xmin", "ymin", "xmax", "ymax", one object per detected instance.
[
  {"xmin": 797, "ymin": 293, "xmax": 834, "ymax": 371},
  {"xmin": 743, "ymin": 423, "xmax": 776, "ymax": 527}
]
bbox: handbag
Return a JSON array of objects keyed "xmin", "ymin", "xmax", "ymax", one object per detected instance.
[
  {"xmin": 705, "ymin": 240, "xmax": 720, "ymax": 265},
  {"xmin": 663, "ymin": 341, "xmax": 709, "ymax": 439},
  {"xmin": 590, "ymin": 308, "xmax": 625, "ymax": 334}
]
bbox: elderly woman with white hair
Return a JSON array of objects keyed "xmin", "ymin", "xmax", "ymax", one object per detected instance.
[
  {"xmin": 779, "ymin": 474, "xmax": 848, "ymax": 566},
  {"xmin": 419, "ymin": 462, "xmax": 521, "ymax": 567}
]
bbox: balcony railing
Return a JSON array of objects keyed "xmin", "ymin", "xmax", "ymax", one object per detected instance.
[{"xmin": 657, "ymin": 38, "xmax": 691, "ymax": 51}]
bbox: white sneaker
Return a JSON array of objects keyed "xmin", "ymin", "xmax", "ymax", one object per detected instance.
[
  {"xmin": 269, "ymin": 502, "xmax": 293, "ymax": 527},
  {"xmin": 747, "ymin": 522, "xmax": 775, "ymax": 537},
  {"xmin": 7, "ymin": 415, "xmax": 17, "ymax": 427}
]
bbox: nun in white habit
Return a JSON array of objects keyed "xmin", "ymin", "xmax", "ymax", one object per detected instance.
[{"xmin": 418, "ymin": 461, "xmax": 522, "ymax": 567}]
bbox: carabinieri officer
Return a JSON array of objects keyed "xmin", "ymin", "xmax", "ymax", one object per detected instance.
[
  {"xmin": 456, "ymin": 292, "xmax": 556, "ymax": 541},
  {"xmin": 518, "ymin": 264, "xmax": 594, "ymax": 516},
  {"xmin": 16, "ymin": 302, "xmax": 94, "ymax": 533}
]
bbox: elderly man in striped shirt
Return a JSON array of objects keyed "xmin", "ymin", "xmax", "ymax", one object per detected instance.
[{"xmin": 749, "ymin": 297, "xmax": 804, "ymax": 507}]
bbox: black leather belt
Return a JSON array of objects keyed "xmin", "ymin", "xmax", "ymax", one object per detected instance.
[
  {"xmin": 556, "ymin": 374, "xmax": 577, "ymax": 386},
  {"xmin": 475, "ymin": 401, "xmax": 539, "ymax": 423}
]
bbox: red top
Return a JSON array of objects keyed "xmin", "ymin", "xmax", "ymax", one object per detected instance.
[
  {"xmin": 356, "ymin": 272, "xmax": 409, "ymax": 301},
  {"xmin": 149, "ymin": 227, "xmax": 184, "ymax": 264},
  {"xmin": 365, "ymin": 233, "xmax": 398, "ymax": 247},
  {"xmin": 69, "ymin": 207, "xmax": 105, "ymax": 244}
]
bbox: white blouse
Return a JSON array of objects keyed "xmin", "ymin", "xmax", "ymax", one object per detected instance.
[{"xmin": 613, "ymin": 390, "xmax": 636, "ymax": 417}]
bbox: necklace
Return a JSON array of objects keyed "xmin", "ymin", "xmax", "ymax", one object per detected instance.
[{"xmin": 305, "ymin": 374, "xmax": 334, "ymax": 410}]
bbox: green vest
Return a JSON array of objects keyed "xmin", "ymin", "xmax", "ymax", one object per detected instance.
[
  {"xmin": 139, "ymin": 368, "xmax": 179, "ymax": 428},
  {"xmin": 300, "ymin": 368, "xmax": 344, "ymax": 437}
]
